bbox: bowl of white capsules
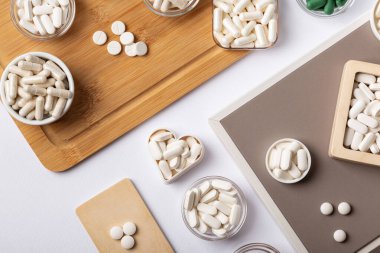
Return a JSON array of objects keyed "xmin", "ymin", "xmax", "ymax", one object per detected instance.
[{"xmin": 0, "ymin": 52, "xmax": 74, "ymax": 126}]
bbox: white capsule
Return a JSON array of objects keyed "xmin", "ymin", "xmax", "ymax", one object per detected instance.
[
  {"xmin": 213, "ymin": 8, "xmax": 223, "ymax": 32},
  {"xmin": 153, "ymin": 0, "xmax": 163, "ymax": 9},
  {"xmin": 43, "ymin": 94, "xmax": 54, "ymax": 111},
  {"xmin": 35, "ymin": 96, "xmax": 45, "ymax": 120},
  {"xmin": 57, "ymin": 0, "xmax": 69, "ymax": 6},
  {"xmin": 351, "ymin": 132, "xmax": 364, "ymax": 150},
  {"xmin": 26, "ymin": 110, "xmax": 35, "ymax": 120},
  {"xmin": 213, "ymin": 0, "xmax": 232, "ymax": 13},
  {"xmin": 197, "ymin": 203, "xmax": 217, "ymax": 215},
  {"xmin": 229, "ymin": 204, "xmax": 242, "ymax": 226},
  {"xmin": 218, "ymin": 192, "xmax": 237, "ymax": 205},
  {"xmin": 18, "ymin": 61, "xmax": 43, "ymax": 72},
  {"xmin": 201, "ymin": 189, "xmax": 218, "ymax": 203},
  {"xmin": 255, "ymin": 24, "xmax": 268, "ymax": 46},
  {"xmin": 370, "ymin": 102, "xmax": 380, "ymax": 118},
  {"xmin": 256, "ymin": 0, "xmax": 275, "ymax": 12},
  {"xmin": 288, "ymin": 163, "xmax": 301, "ymax": 179},
  {"xmin": 160, "ymin": 0, "xmax": 170, "ymax": 12},
  {"xmin": 347, "ymin": 118, "xmax": 368, "ymax": 134},
  {"xmin": 19, "ymin": 19, "xmax": 37, "ymax": 34},
  {"xmin": 268, "ymin": 19, "xmax": 277, "ymax": 43},
  {"xmin": 25, "ymin": 55, "xmax": 45, "ymax": 65},
  {"xmin": 213, "ymin": 31, "xmax": 230, "ymax": 48},
  {"xmin": 31, "ymin": 16, "xmax": 47, "ymax": 35},
  {"xmin": 215, "ymin": 212, "xmax": 229, "ymax": 225},
  {"xmin": 188, "ymin": 143, "xmax": 202, "ymax": 163},
  {"xmin": 21, "ymin": 75, "xmax": 47, "ymax": 85},
  {"xmin": 43, "ymin": 61, "xmax": 66, "ymax": 80},
  {"xmin": 212, "ymin": 228, "xmax": 227, "ymax": 237},
  {"xmin": 297, "ymin": 149, "xmax": 308, "ymax": 171},
  {"xmin": 192, "ymin": 188, "xmax": 201, "ymax": 206},
  {"xmin": 350, "ymin": 98, "xmax": 358, "ymax": 107},
  {"xmin": 163, "ymin": 145, "xmax": 184, "ymax": 160},
  {"xmin": 287, "ymin": 141, "xmax": 301, "ymax": 153},
  {"xmin": 241, "ymin": 21, "xmax": 256, "ymax": 36},
  {"xmin": 52, "ymin": 7, "xmax": 63, "ymax": 28},
  {"xmin": 211, "ymin": 180, "xmax": 231, "ymax": 192},
  {"xmin": 268, "ymin": 148, "xmax": 278, "ymax": 170},
  {"xmin": 357, "ymin": 113, "xmax": 378, "ymax": 129},
  {"xmin": 222, "ymin": 17, "xmax": 240, "ymax": 38},
  {"xmin": 40, "ymin": 15, "xmax": 55, "ymax": 34},
  {"xmin": 355, "ymin": 73, "xmax": 376, "ymax": 84},
  {"xmin": 187, "ymin": 209, "xmax": 199, "ymax": 228},
  {"xmin": 359, "ymin": 82, "xmax": 375, "ymax": 101},
  {"xmin": 196, "ymin": 219, "xmax": 208, "ymax": 234},
  {"xmin": 239, "ymin": 11, "xmax": 263, "ymax": 21},
  {"xmin": 369, "ymin": 83, "xmax": 380, "ymax": 91},
  {"xmin": 349, "ymin": 99, "xmax": 365, "ymax": 119},
  {"xmin": 200, "ymin": 213, "xmax": 221, "ymax": 229},
  {"xmin": 344, "ymin": 127, "xmax": 355, "ymax": 147},
  {"xmin": 19, "ymin": 99, "xmax": 36, "ymax": 117},
  {"xmin": 8, "ymin": 74, "xmax": 18, "ymax": 100},
  {"xmin": 233, "ymin": 0, "xmax": 250, "ymax": 14},
  {"xmin": 359, "ymin": 133, "xmax": 376, "ymax": 152},
  {"xmin": 261, "ymin": 4, "xmax": 275, "ymax": 25},
  {"xmin": 272, "ymin": 168, "xmax": 292, "ymax": 181},
  {"xmin": 280, "ymin": 149, "xmax": 292, "ymax": 171},
  {"xmin": 148, "ymin": 141, "xmax": 162, "ymax": 160},
  {"xmin": 199, "ymin": 181, "xmax": 212, "ymax": 196},
  {"xmin": 33, "ymin": 5, "xmax": 53, "ymax": 15},
  {"xmin": 233, "ymin": 34, "xmax": 256, "ymax": 46},
  {"xmin": 213, "ymin": 200, "xmax": 231, "ymax": 216},
  {"xmin": 370, "ymin": 143, "xmax": 379, "ymax": 154},
  {"xmin": 24, "ymin": 0, "xmax": 34, "ymax": 21},
  {"xmin": 51, "ymin": 97, "xmax": 67, "ymax": 118},
  {"xmin": 353, "ymin": 88, "xmax": 370, "ymax": 104},
  {"xmin": 232, "ymin": 16, "xmax": 244, "ymax": 29},
  {"xmin": 33, "ymin": 78, "xmax": 55, "ymax": 88},
  {"xmin": 18, "ymin": 87, "xmax": 32, "ymax": 100},
  {"xmin": 46, "ymin": 87, "xmax": 72, "ymax": 99},
  {"xmin": 184, "ymin": 190, "xmax": 195, "ymax": 210}
]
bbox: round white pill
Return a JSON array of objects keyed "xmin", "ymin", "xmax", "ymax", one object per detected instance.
[
  {"xmin": 93, "ymin": 31, "xmax": 107, "ymax": 46},
  {"xmin": 122, "ymin": 222, "xmax": 137, "ymax": 236},
  {"xmin": 120, "ymin": 32, "xmax": 134, "ymax": 45},
  {"xmin": 338, "ymin": 202, "xmax": 351, "ymax": 215},
  {"xmin": 107, "ymin": 41, "xmax": 122, "ymax": 56},
  {"xmin": 92, "ymin": 31, "xmax": 107, "ymax": 46},
  {"xmin": 111, "ymin": 21, "xmax": 126, "ymax": 35},
  {"xmin": 109, "ymin": 226, "xmax": 123, "ymax": 240},
  {"xmin": 333, "ymin": 229, "xmax": 347, "ymax": 243},
  {"xmin": 125, "ymin": 44, "xmax": 137, "ymax": 57},
  {"xmin": 135, "ymin": 41, "xmax": 148, "ymax": 56},
  {"xmin": 320, "ymin": 202, "xmax": 333, "ymax": 216},
  {"xmin": 121, "ymin": 235, "xmax": 135, "ymax": 249}
]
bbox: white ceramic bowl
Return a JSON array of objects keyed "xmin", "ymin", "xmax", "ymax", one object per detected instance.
[
  {"xmin": 265, "ymin": 138, "xmax": 312, "ymax": 184},
  {"xmin": 370, "ymin": 1, "xmax": 380, "ymax": 41},
  {"xmin": 0, "ymin": 52, "xmax": 74, "ymax": 126}
]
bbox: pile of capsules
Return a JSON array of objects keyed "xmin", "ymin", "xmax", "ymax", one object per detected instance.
[
  {"xmin": 3, "ymin": 54, "xmax": 72, "ymax": 121},
  {"xmin": 149, "ymin": 0, "xmax": 193, "ymax": 13},
  {"xmin": 213, "ymin": 0, "xmax": 278, "ymax": 49},
  {"xmin": 16, "ymin": 0, "xmax": 71, "ymax": 35},
  {"xmin": 306, "ymin": 0, "xmax": 348, "ymax": 15},
  {"xmin": 344, "ymin": 73, "xmax": 380, "ymax": 154}
]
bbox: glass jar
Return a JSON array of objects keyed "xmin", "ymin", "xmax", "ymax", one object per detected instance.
[
  {"xmin": 296, "ymin": 0, "xmax": 355, "ymax": 17},
  {"xmin": 144, "ymin": 0, "xmax": 200, "ymax": 17},
  {"xmin": 234, "ymin": 243, "xmax": 280, "ymax": 253},
  {"xmin": 10, "ymin": 0, "xmax": 76, "ymax": 40},
  {"xmin": 181, "ymin": 176, "xmax": 247, "ymax": 240}
]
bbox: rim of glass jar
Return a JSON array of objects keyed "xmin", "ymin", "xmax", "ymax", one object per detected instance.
[
  {"xmin": 233, "ymin": 243, "xmax": 280, "ymax": 253},
  {"xmin": 212, "ymin": 0, "xmax": 279, "ymax": 50},
  {"xmin": 143, "ymin": 0, "xmax": 200, "ymax": 17},
  {"xmin": 295, "ymin": 0, "xmax": 355, "ymax": 18},
  {"xmin": 181, "ymin": 176, "xmax": 248, "ymax": 241},
  {"xmin": 10, "ymin": 0, "xmax": 76, "ymax": 40}
]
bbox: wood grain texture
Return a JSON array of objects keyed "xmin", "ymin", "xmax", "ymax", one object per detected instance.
[
  {"xmin": 0, "ymin": 0, "xmax": 247, "ymax": 171},
  {"xmin": 329, "ymin": 60, "xmax": 380, "ymax": 167},
  {"xmin": 76, "ymin": 179, "xmax": 174, "ymax": 253}
]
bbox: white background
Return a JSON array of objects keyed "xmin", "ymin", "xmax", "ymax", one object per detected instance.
[{"xmin": 0, "ymin": 1, "xmax": 374, "ymax": 252}]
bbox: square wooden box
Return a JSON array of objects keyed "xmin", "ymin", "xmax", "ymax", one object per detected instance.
[{"xmin": 329, "ymin": 60, "xmax": 380, "ymax": 167}]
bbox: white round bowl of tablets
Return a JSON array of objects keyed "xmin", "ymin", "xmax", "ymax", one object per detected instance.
[
  {"xmin": 181, "ymin": 176, "xmax": 247, "ymax": 241},
  {"xmin": 144, "ymin": 0, "xmax": 199, "ymax": 17},
  {"xmin": 370, "ymin": 1, "xmax": 380, "ymax": 41},
  {"xmin": 10, "ymin": 0, "xmax": 76, "ymax": 40},
  {"xmin": 0, "ymin": 52, "xmax": 75, "ymax": 126},
  {"xmin": 265, "ymin": 138, "xmax": 312, "ymax": 184}
]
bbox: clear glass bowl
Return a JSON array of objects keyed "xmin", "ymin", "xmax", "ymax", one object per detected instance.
[
  {"xmin": 181, "ymin": 176, "xmax": 247, "ymax": 241},
  {"xmin": 296, "ymin": 0, "xmax": 355, "ymax": 18},
  {"xmin": 10, "ymin": 0, "xmax": 76, "ymax": 40},
  {"xmin": 234, "ymin": 243, "xmax": 280, "ymax": 253},
  {"xmin": 144, "ymin": 0, "xmax": 200, "ymax": 17}
]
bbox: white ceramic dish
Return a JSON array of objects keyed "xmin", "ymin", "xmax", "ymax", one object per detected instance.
[
  {"xmin": 148, "ymin": 129, "xmax": 204, "ymax": 184},
  {"xmin": 0, "ymin": 52, "xmax": 75, "ymax": 126},
  {"xmin": 265, "ymin": 138, "xmax": 311, "ymax": 184},
  {"xmin": 370, "ymin": 1, "xmax": 380, "ymax": 41}
]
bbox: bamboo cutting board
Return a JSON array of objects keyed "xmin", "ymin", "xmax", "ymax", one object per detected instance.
[
  {"xmin": 0, "ymin": 0, "xmax": 247, "ymax": 171},
  {"xmin": 76, "ymin": 179, "xmax": 174, "ymax": 253}
]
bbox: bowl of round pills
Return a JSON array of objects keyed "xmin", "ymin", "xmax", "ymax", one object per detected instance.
[
  {"xmin": 0, "ymin": 52, "xmax": 75, "ymax": 125},
  {"xmin": 296, "ymin": 0, "xmax": 355, "ymax": 17},
  {"xmin": 144, "ymin": 0, "xmax": 200, "ymax": 17},
  {"xmin": 265, "ymin": 138, "xmax": 312, "ymax": 184},
  {"xmin": 181, "ymin": 176, "xmax": 247, "ymax": 241},
  {"xmin": 10, "ymin": 0, "xmax": 76, "ymax": 40}
]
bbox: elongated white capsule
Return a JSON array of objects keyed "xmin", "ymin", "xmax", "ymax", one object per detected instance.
[
  {"xmin": 359, "ymin": 82, "xmax": 375, "ymax": 101},
  {"xmin": 44, "ymin": 61, "xmax": 66, "ymax": 80},
  {"xmin": 359, "ymin": 133, "xmax": 376, "ymax": 152},
  {"xmin": 197, "ymin": 203, "xmax": 217, "ymax": 216},
  {"xmin": 351, "ymin": 132, "xmax": 364, "ymax": 150},
  {"xmin": 44, "ymin": 94, "xmax": 54, "ymax": 111},
  {"xmin": 347, "ymin": 119, "xmax": 368, "ymax": 134},
  {"xmin": 21, "ymin": 75, "xmax": 47, "ymax": 85},
  {"xmin": 24, "ymin": 85, "xmax": 47, "ymax": 96},
  {"xmin": 233, "ymin": 34, "xmax": 256, "ymax": 46},
  {"xmin": 26, "ymin": 110, "xmax": 35, "ymax": 120},
  {"xmin": 213, "ymin": 0, "xmax": 232, "ymax": 13},
  {"xmin": 369, "ymin": 83, "xmax": 380, "ymax": 91},
  {"xmin": 239, "ymin": 11, "xmax": 263, "ymax": 21},
  {"xmin": 218, "ymin": 192, "xmax": 237, "ymax": 205},
  {"xmin": 9, "ymin": 65, "xmax": 33, "ymax": 77},
  {"xmin": 200, "ymin": 213, "xmax": 221, "ymax": 229},
  {"xmin": 229, "ymin": 204, "xmax": 241, "ymax": 226},
  {"xmin": 199, "ymin": 181, "xmax": 212, "ymax": 196},
  {"xmin": 33, "ymin": 5, "xmax": 53, "ymax": 15},
  {"xmin": 19, "ymin": 99, "xmax": 36, "ymax": 117},
  {"xmin": 344, "ymin": 127, "xmax": 355, "ymax": 147},
  {"xmin": 213, "ymin": 31, "xmax": 229, "ymax": 48},
  {"xmin": 255, "ymin": 24, "xmax": 268, "ymax": 46},
  {"xmin": 51, "ymin": 97, "xmax": 67, "ymax": 118},
  {"xmin": 215, "ymin": 212, "xmax": 228, "ymax": 225},
  {"xmin": 213, "ymin": 8, "xmax": 223, "ymax": 32},
  {"xmin": 357, "ymin": 113, "xmax": 378, "ymax": 129},
  {"xmin": 32, "ymin": 16, "xmax": 47, "ymax": 35},
  {"xmin": 18, "ymin": 61, "xmax": 43, "ymax": 72},
  {"xmin": 355, "ymin": 73, "xmax": 376, "ymax": 84},
  {"xmin": 187, "ymin": 209, "xmax": 199, "ymax": 228},
  {"xmin": 256, "ymin": 0, "xmax": 275, "ymax": 12},
  {"xmin": 41, "ymin": 15, "xmax": 56, "ymax": 34},
  {"xmin": 24, "ymin": 0, "xmax": 33, "ymax": 21},
  {"xmin": 280, "ymin": 149, "xmax": 292, "ymax": 171},
  {"xmin": 370, "ymin": 143, "xmax": 380, "ymax": 154},
  {"xmin": 288, "ymin": 163, "xmax": 301, "ymax": 179},
  {"xmin": 268, "ymin": 19, "xmax": 277, "ymax": 43},
  {"xmin": 148, "ymin": 141, "xmax": 162, "ymax": 160},
  {"xmin": 163, "ymin": 145, "xmax": 184, "ymax": 160},
  {"xmin": 19, "ymin": 19, "xmax": 37, "ymax": 34},
  {"xmin": 33, "ymin": 78, "xmax": 55, "ymax": 88},
  {"xmin": 297, "ymin": 149, "xmax": 308, "ymax": 171},
  {"xmin": 232, "ymin": 16, "xmax": 244, "ymax": 30},
  {"xmin": 287, "ymin": 141, "xmax": 301, "ymax": 153},
  {"xmin": 8, "ymin": 74, "xmax": 18, "ymax": 100},
  {"xmin": 37, "ymin": 69, "xmax": 51, "ymax": 77},
  {"xmin": 35, "ymin": 96, "xmax": 45, "ymax": 121},
  {"xmin": 222, "ymin": 17, "xmax": 240, "ymax": 38},
  {"xmin": 213, "ymin": 201, "xmax": 231, "ymax": 216},
  {"xmin": 201, "ymin": 189, "xmax": 218, "ymax": 203},
  {"xmin": 241, "ymin": 21, "xmax": 256, "ymax": 36},
  {"xmin": 233, "ymin": 0, "xmax": 250, "ymax": 14},
  {"xmin": 349, "ymin": 99, "xmax": 365, "ymax": 118},
  {"xmin": 25, "ymin": 55, "xmax": 46, "ymax": 65},
  {"xmin": 188, "ymin": 143, "xmax": 202, "ymax": 163},
  {"xmin": 52, "ymin": 7, "xmax": 63, "ymax": 28},
  {"xmin": 160, "ymin": 0, "xmax": 170, "ymax": 12},
  {"xmin": 18, "ymin": 87, "xmax": 32, "ymax": 100},
  {"xmin": 353, "ymin": 88, "xmax": 370, "ymax": 104},
  {"xmin": 47, "ymin": 87, "xmax": 72, "ymax": 99},
  {"xmin": 261, "ymin": 4, "xmax": 275, "ymax": 25}
]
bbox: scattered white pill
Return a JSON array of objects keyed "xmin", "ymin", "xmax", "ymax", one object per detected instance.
[
  {"xmin": 337, "ymin": 202, "xmax": 351, "ymax": 215},
  {"xmin": 92, "ymin": 31, "xmax": 107, "ymax": 46},
  {"xmin": 125, "ymin": 44, "xmax": 138, "ymax": 57},
  {"xmin": 110, "ymin": 226, "xmax": 124, "ymax": 240},
  {"xmin": 333, "ymin": 229, "xmax": 347, "ymax": 243},
  {"xmin": 107, "ymin": 41, "xmax": 122, "ymax": 56},
  {"xmin": 120, "ymin": 32, "xmax": 134, "ymax": 45},
  {"xmin": 111, "ymin": 21, "xmax": 126, "ymax": 35},
  {"xmin": 120, "ymin": 235, "xmax": 135, "ymax": 249},
  {"xmin": 123, "ymin": 222, "xmax": 137, "ymax": 236},
  {"xmin": 320, "ymin": 202, "xmax": 333, "ymax": 216}
]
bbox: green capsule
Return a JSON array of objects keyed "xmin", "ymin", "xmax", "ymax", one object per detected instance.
[
  {"xmin": 336, "ymin": 0, "xmax": 347, "ymax": 7},
  {"xmin": 324, "ymin": 0, "xmax": 335, "ymax": 15},
  {"xmin": 307, "ymin": 0, "xmax": 327, "ymax": 10}
]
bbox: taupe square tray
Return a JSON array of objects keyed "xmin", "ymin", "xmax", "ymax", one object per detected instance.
[{"xmin": 210, "ymin": 15, "xmax": 380, "ymax": 253}]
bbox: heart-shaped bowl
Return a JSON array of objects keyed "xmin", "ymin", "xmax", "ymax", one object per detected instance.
[{"xmin": 148, "ymin": 129, "xmax": 205, "ymax": 184}]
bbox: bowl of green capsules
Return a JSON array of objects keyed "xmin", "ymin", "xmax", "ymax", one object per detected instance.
[{"xmin": 296, "ymin": 0, "xmax": 355, "ymax": 17}]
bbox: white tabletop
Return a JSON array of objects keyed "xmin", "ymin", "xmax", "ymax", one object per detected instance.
[{"xmin": 0, "ymin": 1, "xmax": 374, "ymax": 252}]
